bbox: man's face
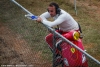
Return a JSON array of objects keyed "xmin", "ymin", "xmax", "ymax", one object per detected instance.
[{"xmin": 48, "ymin": 6, "xmax": 56, "ymax": 17}]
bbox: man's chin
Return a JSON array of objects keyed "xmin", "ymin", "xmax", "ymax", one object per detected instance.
[{"xmin": 51, "ymin": 15, "xmax": 54, "ymax": 17}]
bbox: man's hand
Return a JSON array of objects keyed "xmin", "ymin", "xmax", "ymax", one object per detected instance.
[
  {"xmin": 25, "ymin": 14, "xmax": 42, "ymax": 23},
  {"xmin": 36, "ymin": 17, "xmax": 42, "ymax": 23}
]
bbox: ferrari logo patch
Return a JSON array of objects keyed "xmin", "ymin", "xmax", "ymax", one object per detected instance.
[{"xmin": 71, "ymin": 48, "xmax": 75, "ymax": 53}]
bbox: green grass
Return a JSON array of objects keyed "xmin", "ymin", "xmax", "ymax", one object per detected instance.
[{"xmin": 0, "ymin": 0, "xmax": 100, "ymax": 66}]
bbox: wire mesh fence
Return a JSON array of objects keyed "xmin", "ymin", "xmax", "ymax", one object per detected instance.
[{"xmin": 0, "ymin": 0, "xmax": 100, "ymax": 67}]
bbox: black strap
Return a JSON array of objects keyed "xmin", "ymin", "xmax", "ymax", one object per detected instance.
[{"xmin": 78, "ymin": 23, "xmax": 82, "ymax": 33}]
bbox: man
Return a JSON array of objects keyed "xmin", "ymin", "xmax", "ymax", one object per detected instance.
[
  {"xmin": 26, "ymin": 2, "xmax": 88, "ymax": 67},
  {"xmin": 36, "ymin": 2, "xmax": 79, "ymax": 49},
  {"xmin": 37, "ymin": 2, "xmax": 88, "ymax": 67}
]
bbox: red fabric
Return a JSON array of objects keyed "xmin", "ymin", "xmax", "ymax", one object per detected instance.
[
  {"xmin": 45, "ymin": 33, "xmax": 54, "ymax": 48},
  {"xmin": 45, "ymin": 31, "xmax": 88, "ymax": 67},
  {"xmin": 61, "ymin": 40, "xmax": 88, "ymax": 67}
]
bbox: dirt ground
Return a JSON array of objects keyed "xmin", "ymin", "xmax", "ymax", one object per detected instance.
[
  {"xmin": 0, "ymin": 23, "xmax": 51, "ymax": 67},
  {"xmin": 0, "ymin": 24, "xmax": 34, "ymax": 66},
  {"xmin": 0, "ymin": 0, "xmax": 52, "ymax": 67}
]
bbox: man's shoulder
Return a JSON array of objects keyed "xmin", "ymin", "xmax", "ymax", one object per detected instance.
[
  {"xmin": 61, "ymin": 9, "xmax": 67, "ymax": 13},
  {"xmin": 61, "ymin": 9, "xmax": 71, "ymax": 16}
]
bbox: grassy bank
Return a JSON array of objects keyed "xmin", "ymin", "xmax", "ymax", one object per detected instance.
[{"xmin": 0, "ymin": 0, "xmax": 100, "ymax": 66}]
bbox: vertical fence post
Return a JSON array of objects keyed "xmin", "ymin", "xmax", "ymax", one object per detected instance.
[
  {"xmin": 52, "ymin": 31, "xmax": 57, "ymax": 67},
  {"xmin": 74, "ymin": 0, "xmax": 77, "ymax": 15}
]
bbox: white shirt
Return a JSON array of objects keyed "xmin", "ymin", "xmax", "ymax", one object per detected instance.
[{"xmin": 40, "ymin": 9, "xmax": 79, "ymax": 32}]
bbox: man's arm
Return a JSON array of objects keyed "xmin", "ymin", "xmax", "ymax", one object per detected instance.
[
  {"xmin": 41, "ymin": 14, "xmax": 66, "ymax": 27},
  {"xmin": 37, "ymin": 12, "xmax": 50, "ymax": 23}
]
